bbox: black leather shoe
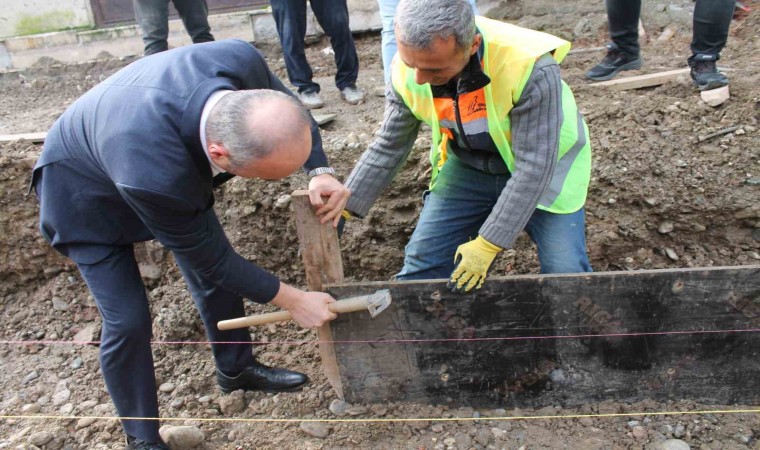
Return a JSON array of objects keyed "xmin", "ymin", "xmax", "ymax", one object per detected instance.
[
  {"xmin": 217, "ymin": 362, "xmax": 309, "ymax": 393},
  {"xmin": 688, "ymin": 53, "xmax": 729, "ymax": 91},
  {"xmin": 126, "ymin": 435, "xmax": 169, "ymax": 450},
  {"xmin": 585, "ymin": 43, "xmax": 642, "ymax": 81}
]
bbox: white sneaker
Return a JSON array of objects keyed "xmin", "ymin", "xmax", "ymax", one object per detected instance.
[
  {"xmin": 340, "ymin": 85, "xmax": 365, "ymax": 105},
  {"xmin": 298, "ymin": 90, "xmax": 324, "ymax": 109}
]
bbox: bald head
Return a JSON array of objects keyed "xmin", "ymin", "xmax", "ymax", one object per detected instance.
[{"xmin": 205, "ymin": 89, "xmax": 312, "ymax": 178}]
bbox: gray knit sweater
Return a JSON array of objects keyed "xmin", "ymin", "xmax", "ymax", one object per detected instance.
[{"xmin": 345, "ymin": 54, "xmax": 563, "ymax": 249}]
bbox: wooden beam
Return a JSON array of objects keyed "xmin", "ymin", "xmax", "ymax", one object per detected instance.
[
  {"xmin": 291, "ymin": 190, "xmax": 345, "ymax": 399},
  {"xmin": 589, "ymin": 68, "xmax": 689, "ymax": 91},
  {"xmin": 0, "ymin": 132, "xmax": 47, "ymax": 144},
  {"xmin": 325, "ymin": 265, "xmax": 760, "ymax": 408}
]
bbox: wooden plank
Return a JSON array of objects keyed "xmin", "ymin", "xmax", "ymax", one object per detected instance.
[
  {"xmin": 291, "ymin": 190, "xmax": 345, "ymax": 399},
  {"xmin": 0, "ymin": 132, "xmax": 46, "ymax": 144},
  {"xmin": 589, "ymin": 68, "xmax": 689, "ymax": 91},
  {"xmin": 325, "ymin": 265, "xmax": 760, "ymax": 408},
  {"xmin": 311, "ymin": 113, "xmax": 337, "ymax": 127}
]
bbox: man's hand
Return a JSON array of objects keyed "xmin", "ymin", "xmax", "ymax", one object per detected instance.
[
  {"xmin": 448, "ymin": 236, "xmax": 502, "ymax": 293},
  {"xmin": 271, "ymin": 282, "xmax": 337, "ymax": 328},
  {"xmin": 308, "ymin": 174, "xmax": 351, "ymax": 227}
]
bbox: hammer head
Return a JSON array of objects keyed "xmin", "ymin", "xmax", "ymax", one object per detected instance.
[{"xmin": 367, "ymin": 289, "xmax": 392, "ymax": 318}]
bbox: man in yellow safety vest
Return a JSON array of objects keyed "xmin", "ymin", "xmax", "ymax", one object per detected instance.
[{"xmin": 343, "ymin": 0, "xmax": 593, "ymax": 291}]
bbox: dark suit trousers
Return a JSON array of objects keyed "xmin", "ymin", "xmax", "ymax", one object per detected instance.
[
  {"xmin": 77, "ymin": 245, "xmax": 255, "ymax": 442},
  {"xmin": 133, "ymin": 0, "xmax": 215, "ymax": 55},
  {"xmin": 270, "ymin": 0, "xmax": 360, "ymax": 93},
  {"xmin": 606, "ymin": 0, "xmax": 734, "ymax": 57}
]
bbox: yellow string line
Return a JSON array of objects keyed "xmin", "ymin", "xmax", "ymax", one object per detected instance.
[{"xmin": 0, "ymin": 409, "xmax": 758, "ymax": 423}]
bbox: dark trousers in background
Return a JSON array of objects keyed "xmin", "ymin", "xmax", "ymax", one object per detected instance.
[
  {"xmin": 606, "ymin": 0, "xmax": 734, "ymax": 57},
  {"xmin": 77, "ymin": 245, "xmax": 254, "ymax": 442},
  {"xmin": 270, "ymin": 0, "xmax": 360, "ymax": 93},
  {"xmin": 133, "ymin": 0, "xmax": 215, "ymax": 55}
]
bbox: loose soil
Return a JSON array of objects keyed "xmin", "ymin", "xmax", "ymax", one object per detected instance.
[{"xmin": 0, "ymin": 4, "xmax": 758, "ymax": 449}]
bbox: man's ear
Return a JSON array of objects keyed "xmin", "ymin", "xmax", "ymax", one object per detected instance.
[
  {"xmin": 470, "ymin": 33, "xmax": 482, "ymax": 56},
  {"xmin": 209, "ymin": 143, "xmax": 231, "ymax": 167}
]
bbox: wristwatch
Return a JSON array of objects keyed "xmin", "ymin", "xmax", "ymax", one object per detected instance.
[{"xmin": 307, "ymin": 167, "xmax": 336, "ymax": 177}]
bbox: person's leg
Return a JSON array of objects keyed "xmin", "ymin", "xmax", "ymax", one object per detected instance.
[
  {"xmin": 397, "ymin": 155, "xmax": 505, "ymax": 281},
  {"xmin": 606, "ymin": 0, "xmax": 642, "ymax": 56},
  {"xmin": 133, "ymin": 0, "xmax": 171, "ymax": 55},
  {"xmin": 687, "ymin": 0, "xmax": 733, "ymax": 90},
  {"xmin": 377, "ymin": 0, "xmax": 399, "ymax": 86},
  {"xmin": 270, "ymin": 0, "xmax": 320, "ymax": 94},
  {"xmin": 309, "ymin": 0, "xmax": 359, "ymax": 90},
  {"xmin": 172, "ymin": 0, "xmax": 214, "ymax": 44},
  {"xmin": 174, "ymin": 258, "xmax": 254, "ymax": 374},
  {"xmin": 524, "ymin": 208, "xmax": 592, "ymax": 274},
  {"xmin": 77, "ymin": 246, "xmax": 161, "ymax": 443}
]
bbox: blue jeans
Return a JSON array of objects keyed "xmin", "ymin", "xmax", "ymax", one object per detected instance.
[
  {"xmin": 133, "ymin": 0, "xmax": 214, "ymax": 55},
  {"xmin": 271, "ymin": 0, "xmax": 359, "ymax": 93},
  {"xmin": 396, "ymin": 154, "xmax": 591, "ymax": 280},
  {"xmin": 377, "ymin": 0, "xmax": 478, "ymax": 85}
]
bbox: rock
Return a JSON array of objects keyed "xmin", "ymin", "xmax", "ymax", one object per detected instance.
[
  {"xmin": 275, "ymin": 194, "xmax": 292, "ymax": 209},
  {"xmin": 700, "ymin": 86, "xmax": 730, "ymax": 107},
  {"xmin": 76, "ymin": 417, "xmax": 97, "ymax": 430},
  {"xmin": 658, "ymin": 222, "xmax": 674, "ymax": 234},
  {"xmin": 431, "ymin": 423, "xmax": 444, "ymax": 433},
  {"xmin": 660, "ymin": 424, "xmax": 674, "ymax": 435},
  {"xmin": 60, "ymin": 403, "xmax": 74, "ymax": 414},
  {"xmin": 665, "ymin": 248, "xmax": 679, "ymax": 261},
  {"xmin": 455, "ymin": 433, "xmax": 473, "ymax": 448},
  {"xmin": 52, "ymin": 389, "xmax": 71, "ymax": 406},
  {"xmin": 734, "ymin": 434, "xmax": 751, "ymax": 444},
  {"xmin": 673, "ymin": 423, "xmax": 686, "ymax": 438},
  {"xmin": 159, "ymin": 382, "xmax": 176, "ymax": 393},
  {"xmin": 218, "ymin": 390, "xmax": 246, "ymax": 415},
  {"xmin": 329, "ymin": 399, "xmax": 350, "ymax": 416},
  {"xmin": 22, "ymin": 371, "xmax": 39, "ymax": 384},
  {"xmin": 299, "ymin": 421, "xmax": 329, "ymax": 438},
  {"xmin": 745, "ymin": 177, "xmax": 760, "ymax": 186},
  {"xmin": 138, "ymin": 263, "xmax": 163, "ymax": 280},
  {"xmin": 51, "ymin": 297, "xmax": 69, "ymax": 311},
  {"xmin": 579, "ymin": 417, "xmax": 594, "ymax": 426},
  {"xmin": 370, "ymin": 404, "xmax": 388, "ymax": 416},
  {"xmin": 170, "ymin": 398, "xmax": 184, "ymax": 409},
  {"xmin": 491, "ymin": 427, "xmax": 507, "ymax": 440},
  {"xmin": 475, "ymin": 428, "xmax": 491, "ymax": 446},
  {"xmin": 633, "ymin": 425, "xmax": 647, "ymax": 439},
  {"xmin": 652, "ymin": 439, "xmax": 691, "ymax": 450},
  {"xmin": 160, "ymin": 425, "xmax": 205, "ymax": 449},
  {"xmin": 72, "ymin": 324, "xmax": 98, "ymax": 343},
  {"xmin": 21, "ymin": 403, "xmax": 41, "ymax": 413},
  {"xmin": 628, "ymin": 420, "xmax": 641, "ymax": 428},
  {"xmin": 70, "ymin": 357, "xmax": 83, "ymax": 370},
  {"xmin": 198, "ymin": 395, "xmax": 212, "ymax": 405},
  {"xmin": 346, "ymin": 405, "xmax": 368, "ymax": 416},
  {"xmin": 28, "ymin": 431, "xmax": 53, "ymax": 446}
]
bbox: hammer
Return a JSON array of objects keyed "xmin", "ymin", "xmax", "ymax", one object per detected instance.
[{"xmin": 217, "ymin": 289, "xmax": 392, "ymax": 330}]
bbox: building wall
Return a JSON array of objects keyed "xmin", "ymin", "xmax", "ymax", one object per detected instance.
[{"xmin": 1, "ymin": 0, "xmax": 95, "ymax": 38}]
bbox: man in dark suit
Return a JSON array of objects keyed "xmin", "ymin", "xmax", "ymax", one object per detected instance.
[{"xmin": 31, "ymin": 39, "xmax": 349, "ymax": 450}]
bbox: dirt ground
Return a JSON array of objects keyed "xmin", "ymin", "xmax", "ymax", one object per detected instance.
[{"xmin": 0, "ymin": 3, "xmax": 759, "ymax": 449}]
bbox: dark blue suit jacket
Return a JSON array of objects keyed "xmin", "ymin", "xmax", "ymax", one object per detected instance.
[{"xmin": 32, "ymin": 39, "xmax": 328, "ymax": 303}]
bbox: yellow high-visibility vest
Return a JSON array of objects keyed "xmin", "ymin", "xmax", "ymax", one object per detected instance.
[{"xmin": 392, "ymin": 16, "xmax": 591, "ymax": 213}]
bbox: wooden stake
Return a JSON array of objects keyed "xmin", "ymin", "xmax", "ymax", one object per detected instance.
[
  {"xmin": 291, "ymin": 190, "xmax": 345, "ymax": 399},
  {"xmin": 589, "ymin": 68, "xmax": 689, "ymax": 91}
]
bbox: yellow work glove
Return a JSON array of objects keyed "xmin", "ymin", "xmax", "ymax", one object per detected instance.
[
  {"xmin": 449, "ymin": 236, "xmax": 502, "ymax": 293},
  {"xmin": 340, "ymin": 210, "xmax": 353, "ymax": 221}
]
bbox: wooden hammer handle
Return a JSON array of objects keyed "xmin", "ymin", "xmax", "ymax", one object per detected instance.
[{"xmin": 217, "ymin": 297, "xmax": 370, "ymax": 330}]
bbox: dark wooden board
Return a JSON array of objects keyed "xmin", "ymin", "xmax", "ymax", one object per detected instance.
[{"xmin": 325, "ymin": 266, "xmax": 760, "ymax": 408}]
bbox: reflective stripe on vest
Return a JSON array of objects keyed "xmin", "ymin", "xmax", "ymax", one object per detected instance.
[{"xmin": 392, "ymin": 16, "xmax": 591, "ymax": 214}]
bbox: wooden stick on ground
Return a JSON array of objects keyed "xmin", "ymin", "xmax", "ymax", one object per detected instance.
[
  {"xmin": 291, "ymin": 190, "xmax": 345, "ymax": 399},
  {"xmin": 589, "ymin": 68, "xmax": 689, "ymax": 91},
  {"xmin": 0, "ymin": 132, "xmax": 47, "ymax": 144}
]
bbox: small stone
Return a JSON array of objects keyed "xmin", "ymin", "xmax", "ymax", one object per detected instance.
[
  {"xmin": 160, "ymin": 425, "xmax": 205, "ymax": 448},
  {"xmin": 674, "ymin": 423, "xmax": 686, "ymax": 438},
  {"xmin": 370, "ymin": 405, "xmax": 388, "ymax": 416},
  {"xmin": 632, "ymin": 425, "xmax": 647, "ymax": 439},
  {"xmin": 159, "ymin": 382, "xmax": 176, "ymax": 393},
  {"xmin": 70, "ymin": 357, "xmax": 83, "ymax": 370},
  {"xmin": 52, "ymin": 388, "xmax": 71, "ymax": 406},
  {"xmin": 275, "ymin": 194, "xmax": 292, "ymax": 209},
  {"xmin": 299, "ymin": 421, "xmax": 329, "ymax": 438},
  {"xmin": 218, "ymin": 390, "xmax": 246, "ymax": 415},
  {"xmin": 660, "ymin": 424, "xmax": 674, "ymax": 435},
  {"xmin": 52, "ymin": 297, "xmax": 69, "ymax": 311},
  {"xmin": 329, "ymin": 399, "xmax": 350, "ymax": 416},
  {"xmin": 658, "ymin": 222, "xmax": 674, "ymax": 234},
  {"xmin": 628, "ymin": 420, "xmax": 641, "ymax": 428},
  {"xmin": 23, "ymin": 371, "xmax": 39, "ymax": 384},
  {"xmin": 579, "ymin": 417, "xmax": 594, "ymax": 426},
  {"xmin": 475, "ymin": 428, "xmax": 491, "ymax": 446},
  {"xmin": 491, "ymin": 427, "xmax": 507, "ymax": 439},
  {"xmin": 443, "ymin": 437, "xmax": 456, "ymax": 446},
  {"xmin": 29, "ymin": 431, "xmax": 54, "ymax": 446},
  {"xmin": 734, "ymin": 434, "xmax": 751, "ymax": 444},
  {"xmin": 653, "ymin": 439, "xmax": 691, "ymax": 450},
  {"xmin": 198, "ymin": 395, "xmax": 212, "ymax": 404},
  {"xmin": 60, "ymin": 403, "xmax": 74, "ymax": 414},
  {"xmin": 665, "ymin": 248, "xmax": 680, "ymax": 261},
  {"xmin": 170, "ymin": 398, "xmax": 185, "ymax": 409},
  {"xmin": 700, "ymin": 86, "xmax": 730, "ymax": 107},
  {"xmin": 346, "ymin": 405, "xmax": 368, "ymax": 416},
  {"xmin": 76, "ymin": 417, "xmax": 97, "ymax": 430},
  {"xmin": 21, "ymin": 403, "xmax": 41, "ymax": 413},
  {"xmin": 745, "ymin": 178, "xmax": 760, "ymax": 186},
  {"xmin": 431, "ymin": 424, "xmax": 444, "ymax": 433}
]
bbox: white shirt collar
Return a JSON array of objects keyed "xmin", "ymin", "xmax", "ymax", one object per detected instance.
[{"xmin": 200, "ymin": 90, "xmax": 233, "ymax": 176}]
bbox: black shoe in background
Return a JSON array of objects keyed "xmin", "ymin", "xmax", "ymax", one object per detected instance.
[
  {"xmin": 217, "ymin": 361, "xmax": 309, "ymax": 393},
  {"xmin": 585, "ymin": 43, "xmax": 643, "ymax": 81},
  {"xmin": 688, "ymin": 53, "xmax": 729, "ymax": 91},
  {"xmin": 126, "ymin": 435, "xmax": 169, "ymax": 450}
]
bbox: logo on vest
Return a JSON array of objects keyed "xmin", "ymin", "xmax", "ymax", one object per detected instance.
[{"xmin": 467, "ymin": 95, "xmax": 486, "ymax": 115}]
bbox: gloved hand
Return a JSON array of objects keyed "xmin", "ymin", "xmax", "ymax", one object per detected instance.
[{"xmin": 448, "ymin": 235, "xmax": 502, "ymax": 293}]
